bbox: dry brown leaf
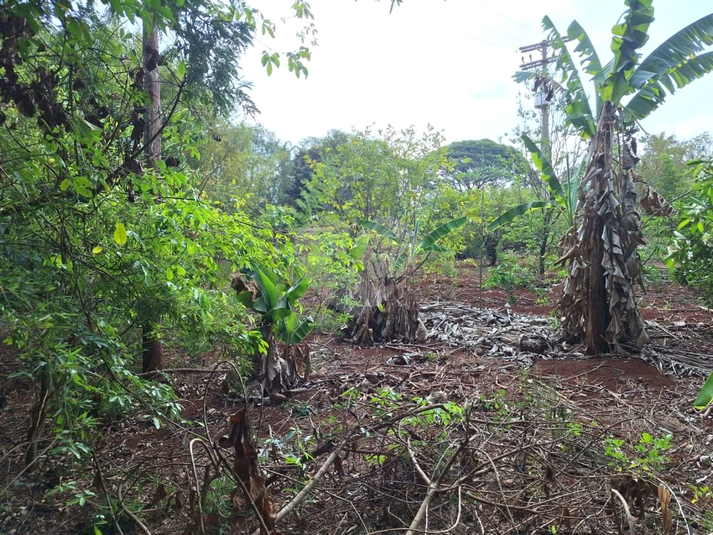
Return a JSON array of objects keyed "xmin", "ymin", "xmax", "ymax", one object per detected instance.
[{"xmin": 658, "ymin": 485, "xmax": 673, "ymax": 535}]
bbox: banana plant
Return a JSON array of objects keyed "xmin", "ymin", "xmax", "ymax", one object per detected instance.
[
  {"xmin": 235, "ymin": 265, "xmax": 312, "ymax": 332},
  {"xmin": 514, "ymin": 11, "xmax": 713, "ymax": 139},
  {"xmin": 348, "ymin": 216, "xmax": 467, "ymax": 345},
  {"xmin": 512, "ymin": 2, "xmax": 713, "ymax": 355},
  {"xmin": 234, "ymin": 265, "xmax": 313, "ymax": 394},
  {"xmin": 694, "ymin": 373, "xmax": 713, "ymax": 410},
  {"xmin": 489, "ymin": 134, "xmax": 582, "ymax": 232},
  {"xmin": 357, "ymin": 216, "xmax": 468, "ymax": 281}
]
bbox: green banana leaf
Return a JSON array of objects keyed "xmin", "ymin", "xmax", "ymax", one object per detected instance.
[
  {"xmin": 285, "ymin": 276, "xmax": 310, "ymax": 304},
  {"xmin": 521, "ymin": 134, "xmax": 565, "ymax": 201},
  {"xmin": 357, "ymin": 219, "xmax": 400, "ymax": 243},
  {"xmin": 349, "ymin": 235, "xmax": 369, "ymax": 259},
  {"xmin": 394, "ymin": 250, "xmax": 407, "ymax": 275},
  {"xmin": 543, "ymin": 16, "xmax": 596, "ymax": 139},
  {"xmin": 488, "ymin": 201, "xmax": 550, "ymax": 231},
  {"xmin": 566, "ymin": 20, "xmax": 605, "ymax": 121},
  {"xmin": 417, "ymin": 216, "xmax": 468, "ymax": 253},
  {"xmin": 278, "ymin": 312, "xmax": 314, "ymax": 345},
  {"xmin": 255, "ymin": 266, "xmax": 280, "ymax": 311},
  {"xmin": 625, "ymin": 51, "xmax": 713, "ymax": 121},
  {"xmin": 629, "ymin": 14, "xmax": 713, "ymax": 89},
  {"xmin": 694, "ymin": 372, "xmax": 713, "ymax": 410}
]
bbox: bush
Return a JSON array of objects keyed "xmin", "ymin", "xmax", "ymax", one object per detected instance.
[{"xmin": 667, "ymin": 160, "xmax": 713, "ymax": 304}]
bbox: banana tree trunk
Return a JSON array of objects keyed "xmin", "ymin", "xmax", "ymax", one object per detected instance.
[
  {"xmin": 559, "ymin": 102, "xmax": 648, "ymax": 354},
  {"xmin": 256, "ymin": 324, "xmax": 299, "ymax": 400}
]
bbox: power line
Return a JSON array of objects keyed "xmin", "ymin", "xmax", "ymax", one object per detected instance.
[
  {"xmin": 475, "ymin": 0, "xmax": 542, "ymax": 36},
  {"xmin": 464, "ymin": 33, "xmax": 515, "ymax": 49},
  {"xmin": 429, "ymin": 0, "xmax": 524, "ymax": 43}
]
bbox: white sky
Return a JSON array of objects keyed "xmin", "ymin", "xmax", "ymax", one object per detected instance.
[{"xmin": 239, "ymin": 0, "xmax": 713, "ymax": 146}]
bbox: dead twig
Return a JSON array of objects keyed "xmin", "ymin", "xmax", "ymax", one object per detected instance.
[
  {"xmin": 610, "ymin": 488, "xmax": 636, "ymax": 535},
  {"xmin": 117, "ymin": 484, "xmax": 153, "ymax": 535}
]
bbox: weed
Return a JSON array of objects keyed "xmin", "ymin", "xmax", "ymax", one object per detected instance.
[
  {"xmin": 533, "ymin": 286, "xmax": 551, "ymax": 306},
  {"xmin": 204, "ymin": 475, "xmax": 234, "ymax": 532},
  {"xmin": 424, "ymin": 351, "xmax": 440, "ymax": 362},
  {"xmin": 603, "ymin": 432, "xmax": 672, "ymax": 472},
  {"xmin": 479, "ymin": 389, "xmax": 512, "ymax": 420},
  {"xmin": 484, "ymin": 263, "xmax": 536, "ymax": 291},
  {"xmin": 690, "ymin": 484, "xmax": 712, "ymax": 505},
  {"xmin": 290, "ymin": 401, "xmax": 314, "ymax": 418}
]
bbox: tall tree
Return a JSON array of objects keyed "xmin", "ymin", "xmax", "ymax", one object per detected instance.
[
  {"xmin": 444, "ymin": 139, "xmax": 530, "ymax": 191},
  {"xmin": 540, "ymin": 2, "xmax": 713, "ymax": 354}
]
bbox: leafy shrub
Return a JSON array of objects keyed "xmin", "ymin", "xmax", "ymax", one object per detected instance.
[
  {"xmin": 667, "ymin": 159, "xmax": 713, "ymax": 304},
  {"xmin": 484, "ymin": 257, "xmax": 537, "ymax": 290}
]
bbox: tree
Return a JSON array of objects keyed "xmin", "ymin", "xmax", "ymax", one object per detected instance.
[
  {"xmin": 637, "ymin": 131, "xmax": 712, "ymax": 199},
  {"xmin": 535, "ymin": 2, "xmax": 713, "ymax": 354},
  {"xmin": 299, "ymin": 126, "xmax": 446, "ymax": 230},
  {"xmin": 233, "ymin": 266, "xmax": 313, "ymax": 399},
  {"xmin": 0, "ymin": 0, "xmax": 315, "ymax": 470},
  {"xmin": 193, "ymin": 122, "xmax": 293, "ymax": 213},
  {"xmin": 444, "ymin": 139, "xmax": 530, "ymax": 191},
  {"xmin": 281, "ymin": 130, "xmax": 352, "ymax": 211}
]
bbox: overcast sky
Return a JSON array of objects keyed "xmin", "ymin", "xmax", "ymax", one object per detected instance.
[{"xmin": 239, "ymin": 0, "xmax": 713, "ymax": 146}]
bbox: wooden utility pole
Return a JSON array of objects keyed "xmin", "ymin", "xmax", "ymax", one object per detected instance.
[
  {"xmin": 518, "ymin": 41, "xmax": 554, "ymax": 160},
  {"xmin": 517, "ymin": 39, "xmax": 563, "ymax": 276}
]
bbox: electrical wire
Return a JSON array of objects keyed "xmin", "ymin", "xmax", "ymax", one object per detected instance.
[
  {"xmin": 464, "ymin": 33, "xmax": 517, "ymax": 50},
  {"xmin": 428, "ymin": 0, "xmax": 525, "ymax": 43},
  {"xmin": 475, "ymin": 0, "xmax": 542, "ymax": 36}
]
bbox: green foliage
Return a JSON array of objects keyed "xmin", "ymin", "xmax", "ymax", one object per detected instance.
[
  {"xmin": 490, "ymin": 134, "xmax": 582, "ymax": 231},
  {"xmin": 190, "ymin": 122, "xmax": 294, "ymax": 214},
  {"xmin": 484, "ymin": 261, "xmax": 537, "ymax": 291},
  {"xmin": 0, "ymin": 0, "xmax": 314, "ymax": 481},
  {"xmin": 693, "ymin": 373, "xmax": 713, "ymax": 410},
  {"xmin": 444, "ymin": 139, "xmax": 530, "ymax": 190},
  {"xmin": 357, "ymin": 216, "xmax": 467, "ymax": 279},
  {"xmin": 298, "ymin": 126, "xmax": 447, "ymax": 229},
  {"xmin": 235, "ymin": 265, "xmax": 314, "ymax": 345},
  {"xmin": 535, "ymin": 5, "xmax": 713, "ymax": 137},
  {"xmin": 668, "ymin": 159, "xmax": 713, "ymax": 303},
  {"xmin": 603, "ymin": 432, "xmax": 672, "ymax": 472},
  {"xmin": 637, "ymin": 132, "xmax": 712, "ymax": 199}
]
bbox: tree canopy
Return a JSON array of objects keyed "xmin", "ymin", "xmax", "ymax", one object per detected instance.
[{"xmin": 444, "ymin": 139, "xmax": 530, "ymax": 190}]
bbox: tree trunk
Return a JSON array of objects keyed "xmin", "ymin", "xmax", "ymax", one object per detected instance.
[
  {"xmin": 140, "ymin": 19, "xmax": 163, "ymax": 374},
  {"xmin": 583, "ymin": 206, "xmax": 609, "ymax": 354},
  {"xmin": 255, "ymin": 325, "xmax": 303, "ymax": 400},
  {"xmin": 559, "ymin": 102, "xmax": 648, "ymax": 354},
  {"xmin": 143, "ymin": 23, "xmax": 161, "ymax": 165},
  {"xmin": 142, "ymin": 321, "xmax": 163, "ymax": 376},
  {"xmin": 25, "ymin": 365, "xmax": 50, "ymax": 469},
  {"xmin": 348, "ymin": 263, "xmax": 420, "ymax": 346},
  {"xmin": 538, "ymin": 207, "xmax": 554, "ymax": 276}
]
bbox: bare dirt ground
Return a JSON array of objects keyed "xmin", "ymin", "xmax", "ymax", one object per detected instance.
[{"xmin": 1, "ymin": 263, "xmax": 712, "ymax": 535}]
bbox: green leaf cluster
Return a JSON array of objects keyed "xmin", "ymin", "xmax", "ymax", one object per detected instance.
[
  {"xmin": 535, "ymin": 6, "xmax": 713, "ymax": 138},
  {"xmin": 235, "ymin": 266, "xmax": 314, "ymax": 345}
]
